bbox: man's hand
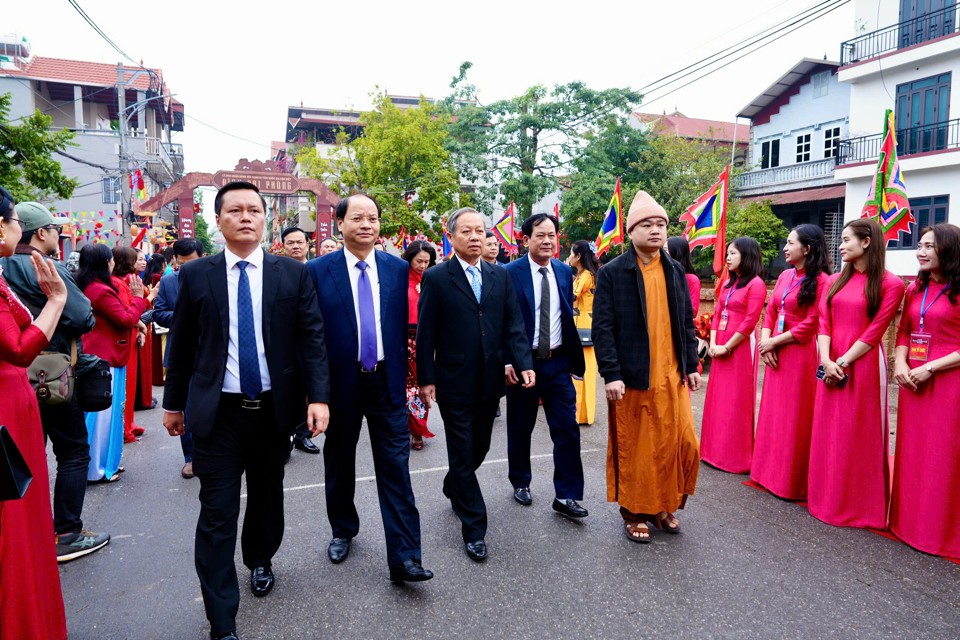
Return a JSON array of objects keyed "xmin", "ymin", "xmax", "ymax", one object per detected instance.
[
  {"xmin": 605, "ymin": 380, "xmax": 626, "ymax": 402},
  {"xmin": 520, "ymin": 370, "xmax": 535, "ymax": 388},
  {"xmin": 505, "ymin": 365, "xmax": 519, "ymax": 385},
  {"xmin": 307, "ymin": 402, "xmax": 330, "ymax": 437},
  {"xmin": 163, "ymin": 410, "xmax": 185, "ymax": 436},
  {"xmin": 686, "ymin": 373, "xmax": 702, "ymax": 392},
  {"xmin": 419, "ymin": 384, "xmax": 436, "ymax": 406}
]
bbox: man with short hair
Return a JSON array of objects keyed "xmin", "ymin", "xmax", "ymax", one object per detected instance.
[
  {"xmin": 592, "ymin": 191, "xmax": 701, "ymax": 544},
  {"xmin": 308, "ymin": 193, "xmax": 432, "ymax": 584},
  {"xmin": 0, "ymin": 201, "xmax": 110, "ymax": 562},
  {"xmin": 482, "ymin": 231, "xmax": 502, "ymax": 265},
  {"xmin": 154, "ymin": 237, "xmax": 204, "ymax": 479},
  {"xmin": 417, "ymin": 207, "xmax": 534, "ymax": 561},
  {"xmin": 318, "ymin": 237, "xmax": 339, "ymax": 256},
  {"xmin": 504, "ymin": 213, "xmax": 588, "ymax": 519}
]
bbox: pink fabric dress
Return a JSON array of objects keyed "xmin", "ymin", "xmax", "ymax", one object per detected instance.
[
  {"xmin": 700, "ymin": 275, "xmax": 766, "ymax": 473},
  {"xmin": 686, "ymin": 273, "xmax": 701, "ymax": 315},
  {"xmin": 889, "ymin": 281, "xmax": 960, "ymax": 557},
  {"xmin": 751, "ymin": 269, "xmax": 828, "ymax": 499},
  {"xmin": 808, "ymin": 270, "xmax": 904, "ymax": 528}
]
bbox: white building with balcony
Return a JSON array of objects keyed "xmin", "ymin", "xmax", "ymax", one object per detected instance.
[
  {"xmin": 836, "ymin": 0, "xmax": 960, "ymax": 276},
  {"xmin": 734, "ymin": 59, "xmax": 851, "ymax": 257},
  {"xmin": 0, "ymin": 41, "xmax": 184, "ymax": 232}
]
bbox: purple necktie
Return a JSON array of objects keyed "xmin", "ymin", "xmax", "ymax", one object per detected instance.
[{"xmin": 357, "ymin": 261, "xmax": 377, "ymax": 370}]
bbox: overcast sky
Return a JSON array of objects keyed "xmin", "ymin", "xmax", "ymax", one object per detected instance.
[{"xmin": 8, "ymin": 0, "xmax": 855, "ymax": 175}]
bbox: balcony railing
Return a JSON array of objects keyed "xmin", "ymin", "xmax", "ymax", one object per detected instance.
[
  {"xmin": 841, "ymin": 3, "xmax": 958, "ymax": 66},
  {"xmin": 837, "ymin": 118, "xmax": 960, "ymax": 165},
  {"xmin": 734, "ymin": 157, "xmax": 837, "ymax": 191}
]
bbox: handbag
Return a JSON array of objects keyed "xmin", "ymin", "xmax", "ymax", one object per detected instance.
[
  {"xmin": 75, "ymin": 356, "xmax": 113, "ymax": 413},
  {"xmin": 0, "ymin": 425, "xmax": 33, "ymax": 501},
  {"xmin": 27, "ymin": 340, "xmax": 76, "ymax": 406},
  {"xmin": 577, "ymin": 328, "xmax": 593, "ymax": 347}
]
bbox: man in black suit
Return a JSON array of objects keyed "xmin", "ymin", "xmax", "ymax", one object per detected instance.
[
  {"xmin": 163, "ymin": 182, "xmax": 330, "ymax": 640},
  {"xmin": 504, "ymin": 214, "xmax": 588, "ymax": 519},
  {"xmin": 307, "ymin": 193, "xmax": 431, "ymax": 584},
  {"xmin": 417, "ymin": 207, "xmax": 534, "ymax": 561}
]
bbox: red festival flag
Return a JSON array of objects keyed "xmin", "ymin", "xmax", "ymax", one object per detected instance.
[
  {"xmin": 861, "ymin": 109, "xmax": 915, "ymax": 245},
  {"xmin": 553, "ymin": 202, "xmax": 561, "ymax": 258},
  {"xmin": 680, "ymin": 165, "xmax": 729, "ymax": 277},
  {"xmin": 493, "ymin": 202, "xmax": 518, "ymax": 255}
]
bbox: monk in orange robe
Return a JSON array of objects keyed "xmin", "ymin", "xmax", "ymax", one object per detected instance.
[{"xmin": 592, "ymin": 191, "xmax": 702, "ymax": 543}]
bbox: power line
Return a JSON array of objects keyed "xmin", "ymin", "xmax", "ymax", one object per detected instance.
[
  {"xmin": 66, "ymin": 0, "xmax": 139, "ymax": 67},
  {"xmin": 184, "ymin": 113, "xmax": 276, "ymax": 151}
]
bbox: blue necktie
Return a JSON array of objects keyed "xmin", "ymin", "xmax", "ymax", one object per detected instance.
[
  {"xmin": 236, "ymin": 261, "xmax": 262, "ymax": 399},
  {"xmin": 357, "ymin": 261, "xmax": 378, "ymax": 370},
  {"xmin": 467, "ymin": 266, "xmax": 481, "ymax": 303}
]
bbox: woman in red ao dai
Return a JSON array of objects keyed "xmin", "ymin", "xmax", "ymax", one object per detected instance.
[
  {"xmin": 751, "ymin": 225, "xmax": 830, "ymax": 499},
  {"xmin": 890, "ymin": 223, "xmax": 960, "ymax": 557}
]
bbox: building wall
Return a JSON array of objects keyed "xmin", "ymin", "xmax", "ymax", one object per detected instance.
[{"xmin": 0, "ymin": 76, "xmax": 35, "ymax": 117}]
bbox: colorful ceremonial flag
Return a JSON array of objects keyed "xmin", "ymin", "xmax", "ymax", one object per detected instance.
[
  {"xmin": 680, "ymin": 165, "xmax": 729, "ymax": 276},
  {"xmin": 493, "ymin": 202, "xmax": 518, "ymax": 255},
  {"xmin": 861, "ymin": 109, "xmax": 914, "ymax": 245},
  {"xmin": 441, "ymin": 231, "xmax": 453, "ymax": 260},
  {"xmin": 553, "ymin": 202, "xmax": 561, "ymax": 258},
  {"xmin": 397, "ymin": 226, "xmax": 408, "ymax": 251},
  {"xmin": 594, "ymin": 177, "xmax": 623, "ymax": 257}
]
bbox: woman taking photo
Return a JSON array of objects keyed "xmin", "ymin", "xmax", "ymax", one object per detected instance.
[
  {"xmin": 700, "ymin": 236, "xmax": 767, "ymax": 474},
  {"xmin": 403, "ymin": 240, "xmax": 436, "ymax": 450},
  {"xmin": 568, "ymin": 239, "xmax": 600, "ymax": 426},
  {"xmin": 751, "ymin": 225, "xmax": 830, "ymax": 499},
  {"xmin": 0, "ymin": 187, "xmax": 68, "ymax": 640},
  {"xmin": 78, "ymin": 244, "xmax": 149, "ymax": 482},
  {"xmin": 891, "ymin": 223, "xmax": 960, "ymax": 557},
  {"xmin": 809, "ymin": 218, "xmax": 904, "ymax": 529}
]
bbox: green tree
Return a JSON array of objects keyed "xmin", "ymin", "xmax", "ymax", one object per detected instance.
[
  {"xmin": 0, "ymin": 93, "xmax": 78, "ymax": 203},
  {"xmin": 690, "ymin": 199, "xmax": 788, "ymax": 274}
]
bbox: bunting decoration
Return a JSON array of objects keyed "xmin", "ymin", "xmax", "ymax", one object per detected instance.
[
  {"xmin": 492, "ymin": 202, "xmax": 518, "ymax": 255},
  {"xmin": 594, "ymin": 177, "xmax": 623, "ymax": 257},
  {"xmin": 680, "ymin": 165, "xmax": 729, "ymax": 277},
  {"xmin": 861, "ymin": 109, "xmax": 915, "ymax": 245}
]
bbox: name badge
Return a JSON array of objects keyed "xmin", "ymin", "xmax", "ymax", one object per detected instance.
[
  {"xmin": 776, "ymin": 311, "xmax": 785, "ymax": 334},
  {"xmin": 909, "ymin": 332, "xmax": 932, "ymax": 361},
  {"xmin": 718, "ymin": 310, "xmax": 729, "ymax": 331}
]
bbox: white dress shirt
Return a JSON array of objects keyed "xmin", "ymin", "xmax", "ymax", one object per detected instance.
[
  {"xmin": 222, "ymin": 247, "xmax": 271, "ymax": 393},
  {"xmin": 344, "ymin": 248, "xmax": 385, "ymax": 362},
  {"xmin": 529, "ymin": 254, "xmax": 562, "ymax": 350}
]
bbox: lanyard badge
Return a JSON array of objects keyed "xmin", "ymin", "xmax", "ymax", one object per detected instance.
[
  {"xmin": 718, "ymin": 285, "xmax": 737, "ymax": 331},
  {"xmin": 910, "ymin": 284, "xmax": 949, "ymax": 361}
]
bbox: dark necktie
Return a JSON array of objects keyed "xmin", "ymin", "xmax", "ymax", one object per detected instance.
[
  {"xmin": 538, "ymin": 266, "xmax": 551, "ymax": 358},
  {"xmin": 357, "ymin": 260, "xmax": 378, "ymax": 370},
  {"xmin": 236, "ymin": 261, "xmax": 262, "ymax": 399}
]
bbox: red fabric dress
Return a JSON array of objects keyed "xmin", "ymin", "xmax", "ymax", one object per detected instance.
[
  {"xmin": 119, "ymin": 275, "xmax": 145, "ymax": 441},
  {"xmin": 0, "ymin": 272, "xmax": 68, "ymax": 640},
  {"xmin": 751, "ymin": 269, "xmax": 827, "ymax": 499},
  {"xmin": 700, "ymin": 276, "xmax": 766, "ymax": 473},
  {"xmin": 406, "ymin": 270, "xmax": 434, "ymax": 439},
  {"xmin": 808, "ymin": 270, "xmax": 904, "ymax": 529},
  {"xmin": 685, "ymin": 273, "xmax": 701, "ymax": 315},
  {"xmin": 890, "ymin": 281, "xmax": 960, "ymax": 557}
]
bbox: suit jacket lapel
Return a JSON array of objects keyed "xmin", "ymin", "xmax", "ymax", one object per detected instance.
[
  {"xmin": 261, "ymin": 254, "xmax": 280, "ymax": 351},
  {"xmin": 450, "ymin": 258, "xmax": 478, "ymax": 306},
  {"xmin": 375, "ymin": 250, "xmax": 394, "ymax": 311},
  {"xmin": 515, "ymin": 258, "xmax": 535, "ymax": 318},
  {"xmin": 331, "ymin": 251, "xmax": 358, "ymax": 334},
  {"xmin": 206, "ymin": 253, "xmax": 229, "ymax": 344}
]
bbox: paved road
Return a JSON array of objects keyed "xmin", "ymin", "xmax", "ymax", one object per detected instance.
[{"xmin": 56, "ymin": 379, "xmax": 958, "ymax": 639}]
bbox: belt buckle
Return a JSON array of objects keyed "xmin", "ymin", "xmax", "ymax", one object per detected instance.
[
  {"xmin": 241, "ymin": 398, "xmax": 261, "ymax": 410},
  {"xmin": 360, "ymin": 363, "xmax": 378, "ymax": 373}
]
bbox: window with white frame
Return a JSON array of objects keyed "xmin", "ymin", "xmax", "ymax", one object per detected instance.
[
  {"xmin": 812, "ymin": 70, "xmax": 830, "ymax": 98},
  {"xmin": 796, "ymin": 133, "xmax": 811, "ymax": 163},
  {"xmin": 761, "ymin": 139, "xmax": 780, "ymax": 169},
  {"xmin": 824, "ymin": 127, "xmax": 841, "ymax": 158},
  {"xmin": 102, "ymin": 176, "xmax": 121, "ymax": 204}
]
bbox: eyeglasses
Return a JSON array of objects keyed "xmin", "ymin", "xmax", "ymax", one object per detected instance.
[
  {"xmin": 42, "ymin": 224, "xmax": 64, "ymax": 235},
  {"xmin": 6, "ymin": 216, "xmax": 26, "ymax": 230}
]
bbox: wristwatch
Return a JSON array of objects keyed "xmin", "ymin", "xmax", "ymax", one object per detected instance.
[
  {"xmin": 925, "ymin": 364, "xmax": 934, "ymax": 373},
  {"xmin": 836, "ymin": 357, "xmax": 848, "ymax": 368}
]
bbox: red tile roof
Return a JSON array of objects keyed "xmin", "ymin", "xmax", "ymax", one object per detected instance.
[
  {"xmin": 0, "ymin": 55, "xmax": 160, "ymax": 90},
  {"xmin": 635, "ymin": 111, "xmax": 749, "ymax": 144}
]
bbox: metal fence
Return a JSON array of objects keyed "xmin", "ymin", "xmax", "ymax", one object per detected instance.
[
  {"xmin": 841, "ymin": 3, "xmax": 958, "ymax": 66},
  {"xmin": 837, "ymin": 118, "xmax": 960, "ymax": 164}
]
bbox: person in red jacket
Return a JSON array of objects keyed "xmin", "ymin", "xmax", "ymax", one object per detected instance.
[{"xmin": 77, "ymin": 244, "xmax": 149, "ymax": 482}]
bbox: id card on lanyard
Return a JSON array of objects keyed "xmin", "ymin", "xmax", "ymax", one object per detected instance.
[
  {"xmin": 910, "ymin": 284, "xmax": 949, "ymax": 361},
  {"xmin": 719, "ymin": 285, "xmax": 736, "ymax": 331},
  {"xmin": 776, "ymin": 272, "xmax": 805, "ymax": 335}
]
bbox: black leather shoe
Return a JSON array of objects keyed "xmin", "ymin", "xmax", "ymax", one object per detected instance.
[
  {"xmin": 211, "ymin": 632, "xmax": 239, "ymax": 640},
  {"xmin": 552, "ymin": 498, "xmax": 588, "ymax": 519},
  {"xmin": 294, "ymin": 436, "xmax": 320, "ymax": 454},
  {"xmin": 465, "ymin": 540, "xmax": 487, "ymax": 562},
  {"xmin": 513, "ymin": 487, "xmax": 532, "ymax": 506},
  {"xmin": 250, "ymin": 566, "xmax": 274, "ymax": 597},
  {"xmin": 389, "ymin": 559, "xmax": 434, "ymax": 583},
  {"xmin": 327, "ymin": 537, "xmax": 351, "ymax": 564}
]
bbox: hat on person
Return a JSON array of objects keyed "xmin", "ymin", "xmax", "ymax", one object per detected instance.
[
  {"xmin": 15, "ymin": 202, "xmax": 69, "ymax": 233},
  {"xmin": 625, "ymin": 191, "xmax": 669, "ymax": 233}
]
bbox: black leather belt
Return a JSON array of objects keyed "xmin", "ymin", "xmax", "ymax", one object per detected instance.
[
  {"xmin": 358, "ymin": 361, "xmax": 385, "ymax": 373},
  {"xmin": 221, "ymin": 391, "xmax": 273, "ymax": 410},
  {"xmin": 533, "ymin": 348, "xmax": 560, "ymax": 360}
]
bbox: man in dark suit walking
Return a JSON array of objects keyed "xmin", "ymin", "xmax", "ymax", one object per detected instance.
[
  {"xmin": 417, "ymin": 207, "xmax": 534, "ymax": 562},
  {"xmin": 504, "ymin": 213, "xmax": 588, "ymax": 519},
  {"xmin": 162, "ymin": 182, "xmax": 330, "ymax": 640},
  {"xmin": 307, "ymin": 193, "xmax": 431, "ymax": 584}
]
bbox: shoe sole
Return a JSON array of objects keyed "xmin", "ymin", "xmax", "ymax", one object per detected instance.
[{"xmin": 57, "ymin": 537, "xmax": 110, "ymax": 563}]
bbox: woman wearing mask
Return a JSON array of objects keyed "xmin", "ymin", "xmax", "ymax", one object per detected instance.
[
  {"xmin": 751, "ymin": 225, "xmax": 830, "ymax": 499},
  {"xmin": 700, "ymin": 236, "xmax": 767, "ymax": 474},
  {"xmin": 891, "ymin": 223, "xmax": 960, "ymax": 557},
  {"xmin": 568, "ymin": 239, "xmax": 600, "ymax": 426},
  {"xmin": 403, "ymin": 240, "xmax": 437, "ymax": 450},
  {"xmin": 0, "ymin": 187, "xmax": 68, "ymax": 640},
  {"xmin": 78, "ymin": 244, "xmax": 149, "ymax": 481},
  {"xmin": 809, "ymin": 218, "xmax": 904, "ymax": 529}
]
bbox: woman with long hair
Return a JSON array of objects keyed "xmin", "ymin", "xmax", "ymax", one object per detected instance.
[
  {"xmin": 808, "ymin": 218, "xmax": 905, "ymax": 529},
  {"xmin": 113, "ymin": 246, "xmax": 156, "ymax": 442},
  {"xmin": 142, "ymin": 253, "xmax": 166, "ymax": 286},
  {"xmin": 751, "ymin": 225, "xmax": 830, "ymax": 499},
  {"xmin": 79, "ymin": 243, "xmax": 149, "ymax": 481},
  {"xmin": 568, "ymin": 239, "xmax": 600, "ymax": 425},
  {"xmin": 700, "ymin": 236, "xmax": 767, "ymax": 473},
  {"xmin": 136, "ymin": 253, "xmax": 164, "ymax": 409},
  {"xmin": 0, "ymin": 187, "xmax": 68, "ymax": 639},
  {"xmin": 890, "ymin": 223, "xmax": 960, "ymax": 556},
  {"xmin": 667, "ymin": 236, "xmax": 700, "ymax": 315},
  {"xmin": 402, "ymin": 240, "xmax": 437, "ymax": 450}
]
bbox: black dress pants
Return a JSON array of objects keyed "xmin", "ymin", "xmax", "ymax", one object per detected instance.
[{"xmin": 38, "ymin": 394, "xmax": 90, "ymax": 535}]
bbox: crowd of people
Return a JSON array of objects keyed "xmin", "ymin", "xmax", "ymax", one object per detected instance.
[{"xmin": 0, "ymin": 180, "xmax": 957, "ymax": 640}]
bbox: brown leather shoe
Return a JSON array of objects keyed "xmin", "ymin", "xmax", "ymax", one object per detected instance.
[{"xmin": 181, "ymin": 462, "xmax": 194, "ymax": 479}]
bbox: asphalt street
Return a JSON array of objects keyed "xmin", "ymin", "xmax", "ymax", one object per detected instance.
[{"xmin": 55, "ymin": 377, "xmax": 959, "ymax": 640}]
